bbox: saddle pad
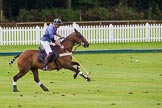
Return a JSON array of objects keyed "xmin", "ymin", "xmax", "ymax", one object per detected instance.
[
  {"xmin": 38, "ymin": 45, "xmax": 58, "ymax": 63},
  {"xmin": 38, "ymin": 52, "xmax": 46, "ymax": 62}
]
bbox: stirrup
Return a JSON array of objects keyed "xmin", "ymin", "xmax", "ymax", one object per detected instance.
[{"xmin": 43, "ymin": 66, "xmax": 48, "ymax": 71}]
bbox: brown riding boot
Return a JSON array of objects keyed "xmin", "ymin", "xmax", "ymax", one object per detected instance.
[{"xmin": 43, "ymin": 52, "xmax": 53, "ymax": 71}]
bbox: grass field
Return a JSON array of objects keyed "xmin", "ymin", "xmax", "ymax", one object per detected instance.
[
  {"xmin": 0, "ymin": 42, "xmax": 162, "ymax": 52},
  {"xmin": 0, "ymin": 43, "xmax": 162, "ymax": 108}
]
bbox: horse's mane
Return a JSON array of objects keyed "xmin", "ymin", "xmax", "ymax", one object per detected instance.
[{"xmin": 61, "ymin": 32, "xmax": 76, "ymax": 44}]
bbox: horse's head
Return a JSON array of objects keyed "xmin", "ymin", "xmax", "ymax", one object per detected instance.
[{"xmin": 73, "ymin": 29, "xmax": 89, "ymax": 48}]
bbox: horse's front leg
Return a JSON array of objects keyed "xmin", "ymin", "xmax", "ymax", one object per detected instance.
[
  {"xmin": 31, "ymin": 68, "xmax": 49, "ymax": 91},
  {"xmin": 64, "ymin": 62, "xmax": 91, "ymax": 82},
  {"xmin": 71, "ymin": 61, "xmax": 80, "ymax": 78}
]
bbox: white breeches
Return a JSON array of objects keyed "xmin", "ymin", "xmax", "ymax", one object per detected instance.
[{"xmin": 41, "ymin": 41, "xmax": 55, "ymax": 55}]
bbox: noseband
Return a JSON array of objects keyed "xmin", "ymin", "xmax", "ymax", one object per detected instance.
[{"xmin": 80, "ymin": 42, "xmax": 85, "ymax": 46}]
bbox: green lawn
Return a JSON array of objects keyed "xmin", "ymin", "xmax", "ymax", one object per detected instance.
[
  {"xmin": 0, "ymin": 42, "xmax": 162, "ymax": 52},
  {"xmin": 0, "ymin": 52, "xmax": 162, "ymax": 108},
  {"xmin": 0, "ymin": 43, "xmax": 162, "ymax": 108}
]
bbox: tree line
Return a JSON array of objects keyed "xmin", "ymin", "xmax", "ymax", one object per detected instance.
[{"xmin": 1, "ymin": 0, "xmax": 162, "ymax": 22}]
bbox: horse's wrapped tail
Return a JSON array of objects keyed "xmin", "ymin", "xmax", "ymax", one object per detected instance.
[{"xmin": 9, "ymin": 54, "xmax": 20, "ymax": 66}]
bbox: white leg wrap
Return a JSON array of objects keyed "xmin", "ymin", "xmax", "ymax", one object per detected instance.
[
  {"xmin": 79, "ymin": 72, "xmax": 83, "ymax": 75},
  {"xmin": 13, "ymin": 81, "xmax": 16, "ymax": 86},
  {"xmin": 77, "ymin": 66, "xmax": 80, "ymax": 69},
  {"xmin": 79, "ymin": 71, "xmax": 88, "ymax": 78},
  {"xmin": 37, "ymin": 82, "xmax": 42, "ymax": 86}
]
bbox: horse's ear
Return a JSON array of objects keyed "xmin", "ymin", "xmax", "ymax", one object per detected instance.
[{"xmin": 74, "ymin": 29, "xmax": 78, "ymax": 33}]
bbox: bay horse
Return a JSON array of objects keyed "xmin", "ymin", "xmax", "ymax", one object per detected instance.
[{"xmin": 9, "ymin": 29, "xmax": 91, "ymax": 92}]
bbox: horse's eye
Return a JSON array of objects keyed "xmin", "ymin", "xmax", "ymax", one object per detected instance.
[{"xmin": 78, "ymin": 34, "xmax": 82, "ymax": 38}]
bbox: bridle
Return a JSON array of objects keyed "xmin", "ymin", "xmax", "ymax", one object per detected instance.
[{"xmin": 59, "ymin": 33, "xmax": 86, "ymax": 52}]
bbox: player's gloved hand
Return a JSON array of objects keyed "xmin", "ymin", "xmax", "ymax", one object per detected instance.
[{"xmin": 60, "ymin": 45, "xmax": 64, "ymax": 49}]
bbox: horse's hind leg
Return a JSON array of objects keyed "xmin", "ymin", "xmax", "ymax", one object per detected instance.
[
  {"xmin": 31, "ymin": 68, "xmax": 49, "ymax": 91},
  {"xmin": 13, "ymin": 70, "xmax": 28, "ymax": 92}
]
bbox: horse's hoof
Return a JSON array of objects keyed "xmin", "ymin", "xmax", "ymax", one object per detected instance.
[
  {"xmin": 40, "ymin": 84, "xmax": 49, "ymax": 91},
  {"xmin": 87, "ymin": 77, "xmax": 92, "ymax": 82},
  {"xmin": 73, "ymin": 73, "xmax": 78, "ymax": 79},
  {"xmin": 13, "ymin": 89, "xmax": 19, "ymax": 92},
  {"xmin": 43, "ymin": 89, "xmax": 49, "ymax": 91},
  {"xmin": 13, "ymin": 85, "xmax": 19, "ymax": 92}
]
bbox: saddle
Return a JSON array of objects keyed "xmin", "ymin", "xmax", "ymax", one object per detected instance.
[{"xmin": 38, "ymin": 45, "xmax": 58, "ymax": 63}]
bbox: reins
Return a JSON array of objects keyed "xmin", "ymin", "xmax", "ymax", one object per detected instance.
[{"xmin": 73, "ymin": 44, "xmax": 81, "ymax": 52}]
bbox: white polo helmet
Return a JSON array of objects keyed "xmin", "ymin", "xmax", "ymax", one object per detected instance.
[{"xmin": 53, "ymin": 18, "xmax": 63, "ymax": 24}]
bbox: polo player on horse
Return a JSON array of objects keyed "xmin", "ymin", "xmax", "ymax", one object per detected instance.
[
  {"xmin": 9, "ymin": 27, "xmax": 92, "ymax": 92},
  {"xmin": 41, "ymin": 18, "xmax": 64, "ymax": 70}
]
